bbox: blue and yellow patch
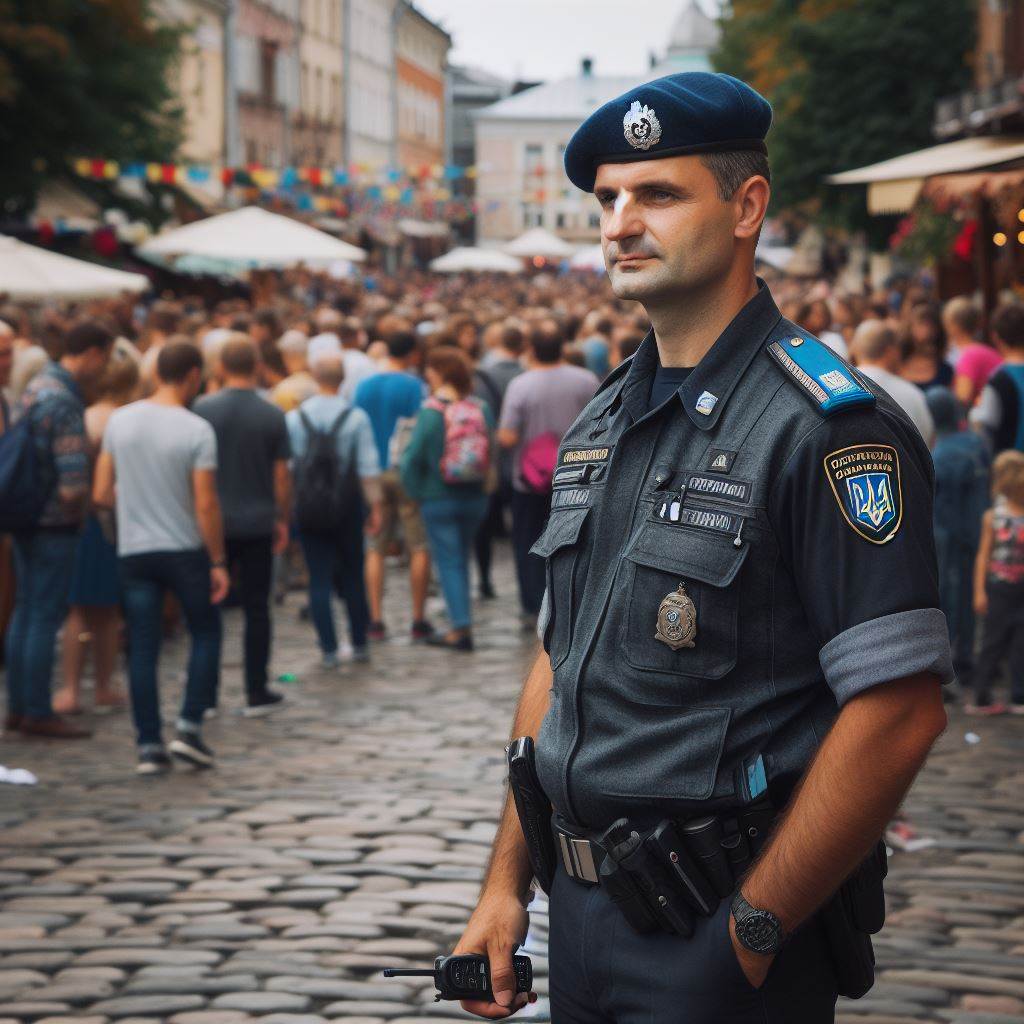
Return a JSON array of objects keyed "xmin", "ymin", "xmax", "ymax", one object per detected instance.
[{"xmin": 824, "ymin": 444, "xmax": 902, "ymax": 544}]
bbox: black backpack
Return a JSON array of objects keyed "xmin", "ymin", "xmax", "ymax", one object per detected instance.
[
  {"xmin": 0, "ymin": 398, "xmax": 49, "ymax": 532},
  {"xmin": 294, "ymin": 408, "xmax": 360, "ymax": 533}
]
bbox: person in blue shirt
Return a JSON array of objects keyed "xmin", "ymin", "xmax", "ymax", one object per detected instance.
[
  {"xmin": 287, "ymin": 343, "xmax": 382, "ymax": 668},
  {"xmin": 353, "ymin": 324, "xmax": 434, "ymax": 644},
  {"xmin": 927, "ymin": 386, "xmax": 990, "ymax": 691}
]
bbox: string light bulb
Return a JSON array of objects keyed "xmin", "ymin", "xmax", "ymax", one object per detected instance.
[{"xmin": 994, "ymin": 232, "xmax": 1007, "ymax": 246}]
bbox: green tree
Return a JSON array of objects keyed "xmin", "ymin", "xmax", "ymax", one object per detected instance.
[
  {"xmin": 713, "ymin": 0, "xmax": 975, "ymax": 239},
  {"xmin": 0, "ymin": 0, "xmax": 184, "ymax": 213}
]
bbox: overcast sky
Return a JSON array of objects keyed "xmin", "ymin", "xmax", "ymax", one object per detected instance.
[{"xmin": 415, "ymin": 0, "xmax": 721, "ymax": 82}]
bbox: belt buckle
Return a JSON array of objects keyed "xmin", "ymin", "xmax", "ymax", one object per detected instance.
[{"xmin": 557, "ymin": 831, "xmax": 599, "ymax": 884}]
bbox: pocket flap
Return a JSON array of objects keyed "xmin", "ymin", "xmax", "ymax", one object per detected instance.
[
  {"xmin": 530, "ymin": 506, "xmax": 590, "ymax": 558},
  {"xmin": 624, "ymin": 519, "xmax": 748, "ymax": 587}
]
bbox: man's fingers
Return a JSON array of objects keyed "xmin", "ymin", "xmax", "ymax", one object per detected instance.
[{"xmin": 459, "ymin": 993, "xmax": 531, "ymax": 1019}]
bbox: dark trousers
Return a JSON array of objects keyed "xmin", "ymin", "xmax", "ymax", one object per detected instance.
[
  {"xmin": 474, "ymin": 483, "xmax": 512, "ymax": 591},
  {"xmin": 119, "ymin": 549, "xmax": 221, "ymax": 748},
  {"xmin": 226, "ymin": 535, "xmax": 273, "ymax": 698},
  {"xmin": 510, "ymin": 489, "xmax": 550, "ymax": 616},
  {"xmin": 936, "ymin": 535, "xmax": 976, "ymax": 679},
  {"xmin": 299, "ymin": 519, "xmax": 369, "ymax": 653},
  {"xmin": 6, "ymin": 531, "xmax": 78, "ymax": 719},
  {"xmin": 548, "ymin": 869, "xmax": 838, "ymax": 1023},
  {"xmin": 973, "ymin": 581, "xmax": 1024, "ymax": 705}
]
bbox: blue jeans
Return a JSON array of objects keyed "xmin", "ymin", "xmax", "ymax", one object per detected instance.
[
  {"xmin": 936, "ymin": 532, "xmax": 976, "ymax": 678},
  {"xmin": 420, "ymin": 495, "xmax": 488, "ymax": 630},
  {"xmin": 299, "ymin": 519, "xmax": 370, "ymax": 653},
  {"xmin": 6, "ymin": 530, "xmax": 79, "ymax": 719},
  {"xmin": 119, "ymin": 549, "xmax": 221, "ymax": 748}
]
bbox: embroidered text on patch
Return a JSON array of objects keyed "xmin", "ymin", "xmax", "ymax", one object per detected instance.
[{"xmin": 824, "ymin": 443, "xmax": 903, "ymax": 544}]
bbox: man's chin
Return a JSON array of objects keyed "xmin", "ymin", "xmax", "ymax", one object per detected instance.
[{"xmin": 608, "ymin": 266, "xmax": 668, "ymax": 301}]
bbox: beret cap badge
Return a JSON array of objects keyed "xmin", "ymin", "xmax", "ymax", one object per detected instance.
[{"xmin": 623, "ymin": 100, "xmax": 662, "ymax": 151}]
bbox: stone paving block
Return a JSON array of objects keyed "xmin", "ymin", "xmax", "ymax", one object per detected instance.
[
  {"xmin": 0, "ymin": 1003, "xmax": 73, "ymax": 1018},
  {"xmin": 320, "ymin": 1002, "xmax": 408, "ymax": 1018},
  {"xmin": 89, "ymin": 995, "xmax": 208, "ymax": 1017},
  {"xmin": 264, "ymin": 979, "xmax": 411, "ymax": 1002},
  {"xmin": 212, "ymin": 994, "xmax": 312, "ymax": 1013},
  {"xmin": 75, "ymin": 950, "xmax": 222, "ymax": 968},
  {"xmin": 168, "ymin": 1013, "xmax": 253, "ymax": 1024}
]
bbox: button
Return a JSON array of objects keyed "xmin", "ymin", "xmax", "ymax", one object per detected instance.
[
  {"xmin": 652, "ymin": 464, "xmax": 674, "ymax": 489},
  {"xmin": 789, "ymin": 337, "xmax": 803, "ymax": 347}
]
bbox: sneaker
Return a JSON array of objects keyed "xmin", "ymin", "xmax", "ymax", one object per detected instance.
[
  {"xmin": 351, "ymin": 646, "xmax": 370, "ymax": 664},
  {"xmin": 321, "ymin": 651, "xmax": 342, "ymax": 670},
  {"xmin": 411, "ymin": 619, "xmax": 436, "ymax": 642},
  {"xmin": 480, "ymin": 582, "xmax": 497, "ymax": 600},
  {"xmin": 244, "ymin": 691, "xmax": 285, "ymax": 717},
  {"xmin": 204, "ymin": 706, "xmax": 219, "ymax": 720},
  {"xmin": 964, "ymin": 702, "xmax": 1008, "ymax": 716},
  {"xmin": 136, "ymin": 749, "xmax": 173, "ymax": 776},
  {"xmin": 367, "ymin": 621, "xmax": 387, "ymax": 642},
  {"xmin": 1008, "ymin": 703, "xmax": 1024, "ymax": 715},
  {"xmin": 169, "ymin": 730, "xmax": 215, "ymax": 768}
]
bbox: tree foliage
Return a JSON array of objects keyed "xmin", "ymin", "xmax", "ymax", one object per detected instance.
[
  {"xmin": 712, "ymin": 0, "xmax": 976, "ymax": 236},
  {"xmin": 0, "ymin": 0, "xmax": 184, "ymax": 213}
]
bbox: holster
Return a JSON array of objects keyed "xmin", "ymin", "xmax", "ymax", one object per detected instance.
[
  {"xmin": 819, "ymin": 839, "xmax": 888, "ymax": 999},
  {"xmin": 507, "ymin": 737, "xmax": 556, "ymax": 894}
]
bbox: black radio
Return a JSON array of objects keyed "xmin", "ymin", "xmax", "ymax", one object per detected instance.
[{"xmin": 383, "ymin": 953, "xmax": 532, "ymax": 1002}]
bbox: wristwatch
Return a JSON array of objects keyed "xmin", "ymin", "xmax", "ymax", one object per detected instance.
[{"xmin": 730, "ymin": 891, "xmax": 787, "ymax": 955}]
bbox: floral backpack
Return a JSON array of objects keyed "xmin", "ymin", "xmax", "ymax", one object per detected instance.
[{"xmin": 425, "ymin": 395, "xmax": 491, "ymax": 485}]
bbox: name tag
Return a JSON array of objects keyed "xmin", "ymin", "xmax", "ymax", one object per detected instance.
[
  {"xmin": 685, "ymin": 474, "xmax": 751, "ymax": 503},
  {"xmin": 552, "ymin": 487, "xmax": 591, "ymax": 510},
  {"xmin": 653, "ymin": 501, "xmax": 741, "ymax": 535}
]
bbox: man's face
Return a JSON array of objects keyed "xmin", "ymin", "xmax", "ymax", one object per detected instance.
[
  {"xmin": 77, "ymin": 344, "xmax": 113, "ymax": 383},
  {"xmin": 593, "ymin": 156, "xmax": 739, "ymax": 305},
  {"xmin": 0, "ymin": 335, "xmax": 13, "ymax": 389}
]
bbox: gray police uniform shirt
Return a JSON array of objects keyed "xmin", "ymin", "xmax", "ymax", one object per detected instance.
[{"xmin": 532, "ymin": 283, "xmax": 953, "ymax": 831}]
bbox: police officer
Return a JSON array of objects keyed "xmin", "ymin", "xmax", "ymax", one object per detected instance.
[{"xmin": 453, "ymin": 71, "xmax": 951, "ymax": 1023}]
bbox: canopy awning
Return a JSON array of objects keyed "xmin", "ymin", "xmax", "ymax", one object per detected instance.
[
  {"xmin": 828, "ymin": 136, "xmax": 1024, "ymax": 214},
  {"xmin": 429, "ymin": 247, "xmax": 523, "ymax": 273},
  {"xmin": 139, "ymin": 206, "xmax": 367, "ymax": 267},
  {"xmin": 922, "ymin": 166, "xmax": 1024, "ymax": 204},
  {"xmin": 504, "ymin": 227, "xmax": 574, "ymax": 259},
  {"xmin": 0, "ymin": 235, "xmax": 149, "ymax": 300}
]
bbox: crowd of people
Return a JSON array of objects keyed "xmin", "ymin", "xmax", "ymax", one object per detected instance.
[{"xmin": 0, "ymin": 267, "xmax": 1022, "ymax": 774}]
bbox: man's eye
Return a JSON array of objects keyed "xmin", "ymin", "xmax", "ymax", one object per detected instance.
[{"xmin": 649, "ymin": 190, "xmax": 674, "ymax": 202}]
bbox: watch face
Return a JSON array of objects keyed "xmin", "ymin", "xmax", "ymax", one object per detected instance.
[{"xmin": 738, "ymin": 910, "xmax": 781, "ymax": 954}]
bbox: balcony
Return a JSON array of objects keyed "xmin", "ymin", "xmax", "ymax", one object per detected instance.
[{"xmin": 934, "ymin": 76, "xmax": 1024, "ymax": 138}]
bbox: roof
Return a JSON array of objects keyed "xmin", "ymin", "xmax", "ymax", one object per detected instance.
[
  {"xmin": 474, "ymin": 73, "xmax": 657, "ymax": 122},
  {"xmin": 667, "ymin": 0, "xmax": 719, "ymax": 56},
  {"xmin": 827, "ymin": 136, "xmax": 1024, "ymax": 215}
]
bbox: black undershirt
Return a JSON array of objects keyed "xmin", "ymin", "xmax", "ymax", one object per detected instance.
[{"xmin": 648, "ymin": 364, "xmax": 693, "ymax": 412}]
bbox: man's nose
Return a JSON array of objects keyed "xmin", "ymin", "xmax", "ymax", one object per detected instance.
[{"xmin": 602, "ymin": 194, "xmax": 644, "ymax": 242}]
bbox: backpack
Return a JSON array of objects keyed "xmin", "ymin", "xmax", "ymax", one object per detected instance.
[
  {"xmin": 425, "ymin": 396, "xmax": 490, "ymax": 485},
  {"xmin": 519, "ymin": 431, "xmax": 560, "ymax": 494},
  {"xmin": 293, "ymin": 408, "xmax": 360, "ymax": 533},
  {"xmin": 0, "ymin": 398, "xmax": 47, "ymax": 532}
]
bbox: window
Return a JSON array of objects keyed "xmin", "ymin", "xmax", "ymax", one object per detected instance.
[
  {"xmin": 522, "ymin": 203, "xmax": 543, "ymax": 228},
  {"xmin": 524, "ymin": 143, "xmax": 543, "ymax": 174},
  {"xmin": 260, "ymin": 41, "xmax": 277, "ymax": 104},
  {"xmin": 556, "ymin": 212, "xmax": 567, "ymax": 229},
  {"xmin": 588, "ymin": 212, "xmax": 601, "ymax": 229}
]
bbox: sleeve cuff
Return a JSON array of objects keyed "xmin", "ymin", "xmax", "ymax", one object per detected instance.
[{"xmin": 819, "ymin": 608, "xmax": 954, "ymax": 706}]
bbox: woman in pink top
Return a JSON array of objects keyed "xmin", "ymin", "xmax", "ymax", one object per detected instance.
[{"xmin": 946, "ymin": 296, "xmax": 1002, "ymax": 406}]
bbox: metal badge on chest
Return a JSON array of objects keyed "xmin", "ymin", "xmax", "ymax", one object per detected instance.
[{"xmin": 655, "ymin": 583, "xmax": 697, "ymax": 650}]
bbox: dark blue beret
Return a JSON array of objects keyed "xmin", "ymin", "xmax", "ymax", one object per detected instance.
[{"xmin": 563, "ymin": 71, "xmax": 773, "ymax": 193}]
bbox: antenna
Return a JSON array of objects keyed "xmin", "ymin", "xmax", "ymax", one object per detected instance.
[{"xmin": 382, "ymin": 968, "xmax": 437, "ymax": 978}]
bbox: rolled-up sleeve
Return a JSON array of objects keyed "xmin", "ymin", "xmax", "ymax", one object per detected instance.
[{"xmin": 769, "ymin": 406, "xmax": 954, "ymax": 706}]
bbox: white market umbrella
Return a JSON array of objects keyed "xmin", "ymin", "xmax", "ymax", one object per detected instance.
[
  {"xmin": 0, "ymin": 235, "xmax": 149, "ymax": 300},
  {"xmin": 504, "ymin": 227, "xmax": 574, "ymax": 260},
  {"xmin": 429, "ymin": 247, "xmax": 523, "ymax": 274},
  {"xmin": 570, "ymin": 244, "xmax": 606, "ymax": 271},
  {"xmin": 139, "ymin": 206, "xmax": 366, "ymax": 268}
]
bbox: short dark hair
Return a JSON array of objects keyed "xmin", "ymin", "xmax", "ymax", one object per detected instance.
[
  {"xmin": 530, "ymin": 319, "xmax": 564, "ymax": 365},
  {"xmin": 426, "ymin": 345, "xmax": 473, "ymax": 397},
  {"xmin": 65, "ymin": 320, "xmax": 114, "ymax": 356},
  {"xmin": 386, "ymin": 328, "xmax": 418, "ymax": 360},
  {"xmin": 700, "ymin": 150, "xmax": 771, "ymax": 201},
  {"xmin": 220, "ymin": 336, "xmax": 257, "ymax": 377},
  {"xmin": 992, "ymin": 303, "xmax": 1024, "ymax": 350},
  {"xmin": 156, "ymin": 341, "xmax": 204, "ymax": 384},
  {"xmin": 502, "ymin": 323, "xmax": 524, "ymax": 355}
]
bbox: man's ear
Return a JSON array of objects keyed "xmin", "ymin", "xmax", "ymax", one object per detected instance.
[{"xmin": 734, "ymin": 176, "xmax": 770, "ymax": 241}]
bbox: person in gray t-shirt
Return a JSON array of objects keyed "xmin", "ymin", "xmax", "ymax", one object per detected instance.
[
  {"xmin": 498, "ymin": 320, "xmax": 598, "ymax": 618},
  {"xmin": 94, "ymin": 342, "xmax": 227, "ymax": 776}
]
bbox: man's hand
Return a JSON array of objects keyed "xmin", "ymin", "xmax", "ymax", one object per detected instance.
[
  {"xmin": 728, "ymin": 912, "xmax": 774, "ymax": 990},
  {"xmin": 365, "ymin": 505, "xmax": 383, "ymax": 537},
  {"xmin": 453, "ymin": 891, "xmax": 536, "ymax": 1019},
  {"xmin": 210, "ymin": 566, "xmax": 230, "ymax": 605},
  {"xmin": 273, "ymin": 519, "xmax": 290, "ymax": 555}
]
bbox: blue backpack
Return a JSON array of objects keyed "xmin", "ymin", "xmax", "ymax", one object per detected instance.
[{"xmin": 0, "ymin": 398, "xmax": 47, "ymax": 532}]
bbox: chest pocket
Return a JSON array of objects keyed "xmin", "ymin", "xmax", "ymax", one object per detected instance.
[
  {"xmin": 620, "ymin": 519, "xmax": 749, "ymax": 680},
  {"xmin": 531, "ymin": 505, "xmax": 591, "ymax": 671}
]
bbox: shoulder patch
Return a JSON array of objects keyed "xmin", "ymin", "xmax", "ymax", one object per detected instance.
[
  {"xmin": 767, "ymin": 331, "xmax": 875, "ymax": 417},
  {"xmin": 824, "ymin": 443, "xmax": 902, "ymax": 544}
]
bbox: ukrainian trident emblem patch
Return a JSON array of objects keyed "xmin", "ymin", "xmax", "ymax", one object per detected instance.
[{"xmin": 824, "ymin": 443, "xmax": 902, "ymax": 544}]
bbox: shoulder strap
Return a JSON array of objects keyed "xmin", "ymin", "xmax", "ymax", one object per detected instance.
[
  {"xmin": 766, "ymin": 324, "xmax": 875, "ymax": 418},
  {"xmin": 476, "ymin": 369, "xmax": 502, "ymax": 412},
  {"xmin": 328, "ymin": 406, "xmax": 353, "ymax": 436}
]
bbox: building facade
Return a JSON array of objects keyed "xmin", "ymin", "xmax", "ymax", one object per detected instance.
[
  {"xmin": 395, "ymin": 2, "xmax": 451, "ymax": 171},
  {"xmin": 345, "ymin": 0, "xmax": 397, "ymax": 167},
  {"xmin": 294, "ymin": 0, "xmax": 344, "ymax": 164},
  {"xmin": 235, "ymin": 0, "xmax": 301, "ymax": 166},
  {"xmin": 158, "ymin": 0, "xmax": 228, "ymax": 164}
]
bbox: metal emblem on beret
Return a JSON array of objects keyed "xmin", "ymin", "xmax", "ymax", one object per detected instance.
[
  {"xmin": 655, "ymin": 583, "xmax": 697, "ymax": 650},
  {"xmin": 623, "ymin": 100, "xmax": 662, "ymax": 151}
]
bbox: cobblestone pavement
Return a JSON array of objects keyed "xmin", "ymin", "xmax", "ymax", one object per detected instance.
[{"xmin": 1, "ymin": 549, "xmax": 1023, "ymax": 1024}]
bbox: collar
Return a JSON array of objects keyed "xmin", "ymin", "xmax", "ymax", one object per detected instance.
[{"xmin": 618, "ymin": 280, "xmax": 782, "ymax": 430}]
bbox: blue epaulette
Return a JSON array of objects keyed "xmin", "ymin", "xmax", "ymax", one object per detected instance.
[{"xmin": 766, "ymin": 329, "xmax": 875, "ymax": 417}]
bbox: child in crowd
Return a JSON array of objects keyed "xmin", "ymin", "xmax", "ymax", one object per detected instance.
[{"xmin": 968, "ymin": 450, "xmax": 1024, "ymax": 715}]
